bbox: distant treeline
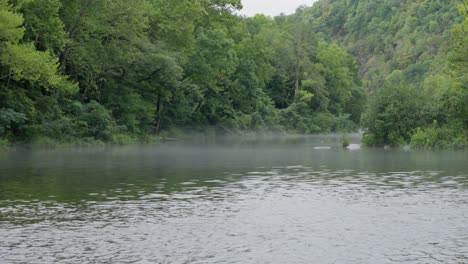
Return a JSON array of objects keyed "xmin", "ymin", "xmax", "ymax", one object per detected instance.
[
  {"xmin": 0, "ymin": 0, "xmax": 466, "ymax": 148},
  {"xmin": 304, "ymin": 0, "xmax": 467, "ymax": 148}
]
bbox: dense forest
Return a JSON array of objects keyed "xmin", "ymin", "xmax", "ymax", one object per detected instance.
[
  {"xmin": 0, "ymin": 0, "xmax": 466, "ymax": 148},
  {"xmin": 304, "ymin": 0, "xmax": 467, "ymax": 148}
]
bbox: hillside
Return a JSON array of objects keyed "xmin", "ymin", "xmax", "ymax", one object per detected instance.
[
  {"xmin": 300, "ymin": 0, "xmax": 462, "ymax": 89},
  {"xmin": 0, "ymin": 0, "xmax": 466, "ymax": 148}
]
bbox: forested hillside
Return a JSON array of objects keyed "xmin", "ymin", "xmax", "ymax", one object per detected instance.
[
  {"xmin": 0, "ymin": 0, "xmax": 466, "ymax": 148},
  {"xmin": 297, "ymin": 0, "xmax": 467, "ymax": 148},
  {"xmin": 303, "ymin": 0, "xmax": 462, "ymax": 89}
]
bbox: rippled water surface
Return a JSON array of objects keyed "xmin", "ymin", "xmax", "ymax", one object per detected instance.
[{"xmin": 0, "ymin": 135, "xmax": 467, "ymax": 263}]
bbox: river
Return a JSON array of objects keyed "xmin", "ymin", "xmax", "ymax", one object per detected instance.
[{"xmin": 0, "ymin": 135, "xmax": 467, "ymax": 263}]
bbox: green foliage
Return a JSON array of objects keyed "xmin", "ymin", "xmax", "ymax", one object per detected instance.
[
  {"xmin": 281, "ymin": 108, "xmax": 356, "ymax": 134},
  {"xmin": 21, "ymin": 0, "xmax": 66, "ymax": 52},
  {"xmin": 304, "ymin": 0, "xmax": 462, "ymax": 90},
  {"xmin": 74, "ymin": 101, "xmax": 116, "ymax": 141},
  {"xmin": 362, "ymin": 84, "xmax": 434, "ymax": 146},
  {"xmin": 2, "ymin": 43, "xmax": 77, "ymax": 92},
  {"xmin": 315, "ymin": 41, "xmax": 363, "ymax": 116},
  {"xmin": 0, "ymin": 138, "xmax": 9, "ymax": 148},
  {"xmin": 0, "ymin": 108, "xmax": 27, "ymax": 136},
  {"xmin": 0, "ymin": 0, "xmax": 24, "ymax": 43},
  {"xmin": 448, "ymin": 1, "xmax": 468, "ymax": 85},
  {"xmin": 310, "ymin": 113, "xmax": 357, "ymax": 133},
  {"xmin": 411, "ymin": 122, "xmax": 466, "ymax": 149},
  {"xmin": 361, "ymin": 132, "xmax": 379, "ymax": 147},
  {"xmin": 341, "ymin": 134, "xmax": 350, "ymax": 148},
  {"xmin": 5, "ymin": 0, "xmax": 462, "ymax": 147},
  {"xmin": 111, "ymin": 134, "xmax": 137, "ymax": 145},
  {"xmin": 445, "ymin": 1, "xmax": 468, "ymax": 129},
  {"xmin": 0, "ymin": 0, "xmax": 76, "ymax": 93},
  {"xmin": 360, "ymin": 1, "xmax": 467, "ymax": 148}
]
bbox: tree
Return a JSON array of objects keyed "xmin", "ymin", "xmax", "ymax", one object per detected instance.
[
  {"xmin": 0, "ymin": 0, "xmax": 75, "ymax": 92},
  {"xmin": 362, "ymin": 84, "xmax": 434, "ymax": 146},
  {"xmin": 186, "ymin": 28, "xmax": 238, "ymax": 125}
]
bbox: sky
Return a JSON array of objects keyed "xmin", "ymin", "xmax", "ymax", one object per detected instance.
[{"xmin": 238, "ymin": 0, "xmax": 318, "ymax": 17}]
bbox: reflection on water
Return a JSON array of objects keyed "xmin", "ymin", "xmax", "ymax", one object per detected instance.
[{"xmin": 0, "ymin": 135, "xmax": 467, "ymax": 263}]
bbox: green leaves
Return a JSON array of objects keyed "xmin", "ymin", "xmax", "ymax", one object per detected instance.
[
  {"xmin": 0, "ymin": 0, "xmax": 24, "ymax": 43},
  {"xmin": 1, "ymin": 43, "xmax": 77, "ymax": 93},
  {"xmin": 448, "ymin": 1, "xmax": 468, "ymax": 86},
  {"xmin": 0, "ymin": 108, "xmax": 27, "ymax": 135},
  {"xmin": 0, "ymin": 0, "xmax": 77, "ymax": 93},
  {"xmin": 1, "ymin": 0, "xmax": 373, "ymax": 142},
  {"xmin": 189, "ymin": 28, "xmax": 237, "ymax": 86},
  {"xmin": 362, "ymin": 84, "xmax": 435, "ymax": 146},
  {"xmin": 22, "ymin": 0, "xmax": 65, "ymax": 52},
  {"xmin": 316, "ymin": 42, "xmax": 357, "ymax": 114}
]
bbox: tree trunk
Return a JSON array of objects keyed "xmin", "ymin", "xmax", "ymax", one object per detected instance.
[
  {"xmin": 155, "ymin": 95, "xmax": 162, "ymax": 134},
  {"xmin": 6, "ymin": 70, "xmax": 12, "ymax": 89},
  {"xmin": 193, "ymin": 98, "xmax": 204, "ymax": 113},
  {"xmin": 294, "ymin": 76, "xmax": 300, "ymax": 98},
  {"xmin": 294, "ymin": 36, "xmax": 303, "ymax": 98},
  {"xmin": 294, "ymin": 51, "xmax": 301, "ymax": 98}
]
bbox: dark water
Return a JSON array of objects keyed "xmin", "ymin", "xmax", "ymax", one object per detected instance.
[{"xmin": 0, "ymin": 135, "xmax": 467, "ymax": 264}]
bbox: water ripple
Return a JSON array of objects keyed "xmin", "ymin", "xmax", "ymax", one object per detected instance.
[{"xmin": 1, "ymin": 165, "xmax": 467, "ymax": 263}]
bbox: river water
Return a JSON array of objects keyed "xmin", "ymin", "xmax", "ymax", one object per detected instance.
[{"xmin": 0, "ymin": 135, "xmax": 467, "ymax": 263}]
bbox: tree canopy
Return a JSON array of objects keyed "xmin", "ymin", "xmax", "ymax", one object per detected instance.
[{"xmin": 0, "ymin": 0, "xmax": 465, "ymax": 148}]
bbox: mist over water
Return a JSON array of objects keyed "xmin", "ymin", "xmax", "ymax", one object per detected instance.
[{"xmin": 0, "ymin": 135, "xmax": 467, "ymax": 263}]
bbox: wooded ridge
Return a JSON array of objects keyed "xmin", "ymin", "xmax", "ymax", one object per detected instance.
[{"xmin": 0, "ymin": 0, "xmax": 466, "ymax": 148}]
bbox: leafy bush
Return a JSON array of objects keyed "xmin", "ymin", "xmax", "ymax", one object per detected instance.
[
  {"xmin": 31, "ymin": 136, "xmax": 60, "ymax": 148},
  {"xmin": 411, "ymin": 123, "xmax": 466, "ymax": 149},
  {"xmin": 361, "ymin": 132, "xmax": 378, "ymax": 146},
  {"xmin": 31, "ymin": 118, "xmax": 75, "ymax": 140},
  {"xmin": 0, "ymin": 138, "xmax": 10, "ymax": 149},
  {"xmin": 341, "ymin": 134, "xmax": 350, "ymax": 148},
  {"xmin": 75, "ymin": 101, "xmax": 117, "ymax": 141},
  {"xmin": 361, "ymin": 84, "xmax": 434, "ymax": 146},
  {"xmin": 310, "ymin": 113, "xmax": 357, "ymax": 133},
  {"xmin": 111, "ymin": 134, "xmax": 137, "ymax": 145},
  {"xmin": 0, "ymin": 108, "xmax": 28, "ymax": 136},
  {"xmin": 309, "ymin": 112, "xmax": 335, "ymax": 132}
]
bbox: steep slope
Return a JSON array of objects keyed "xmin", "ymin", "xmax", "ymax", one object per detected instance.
[{"xmin": 301, "ymin": 0, "xmax": 462, "ymax": 89}]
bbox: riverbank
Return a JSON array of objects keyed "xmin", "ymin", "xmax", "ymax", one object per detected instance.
[
  {"xmin": 0, "ymin": 135, "xmax": 163, "ymax": 151},
  {"xmin": 361, "ymin": 128, "xmax": 467, "ymax": 150},
  {"xmin": 1, "ymin": 128, "xmax": 466, "ymax": 151}
]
